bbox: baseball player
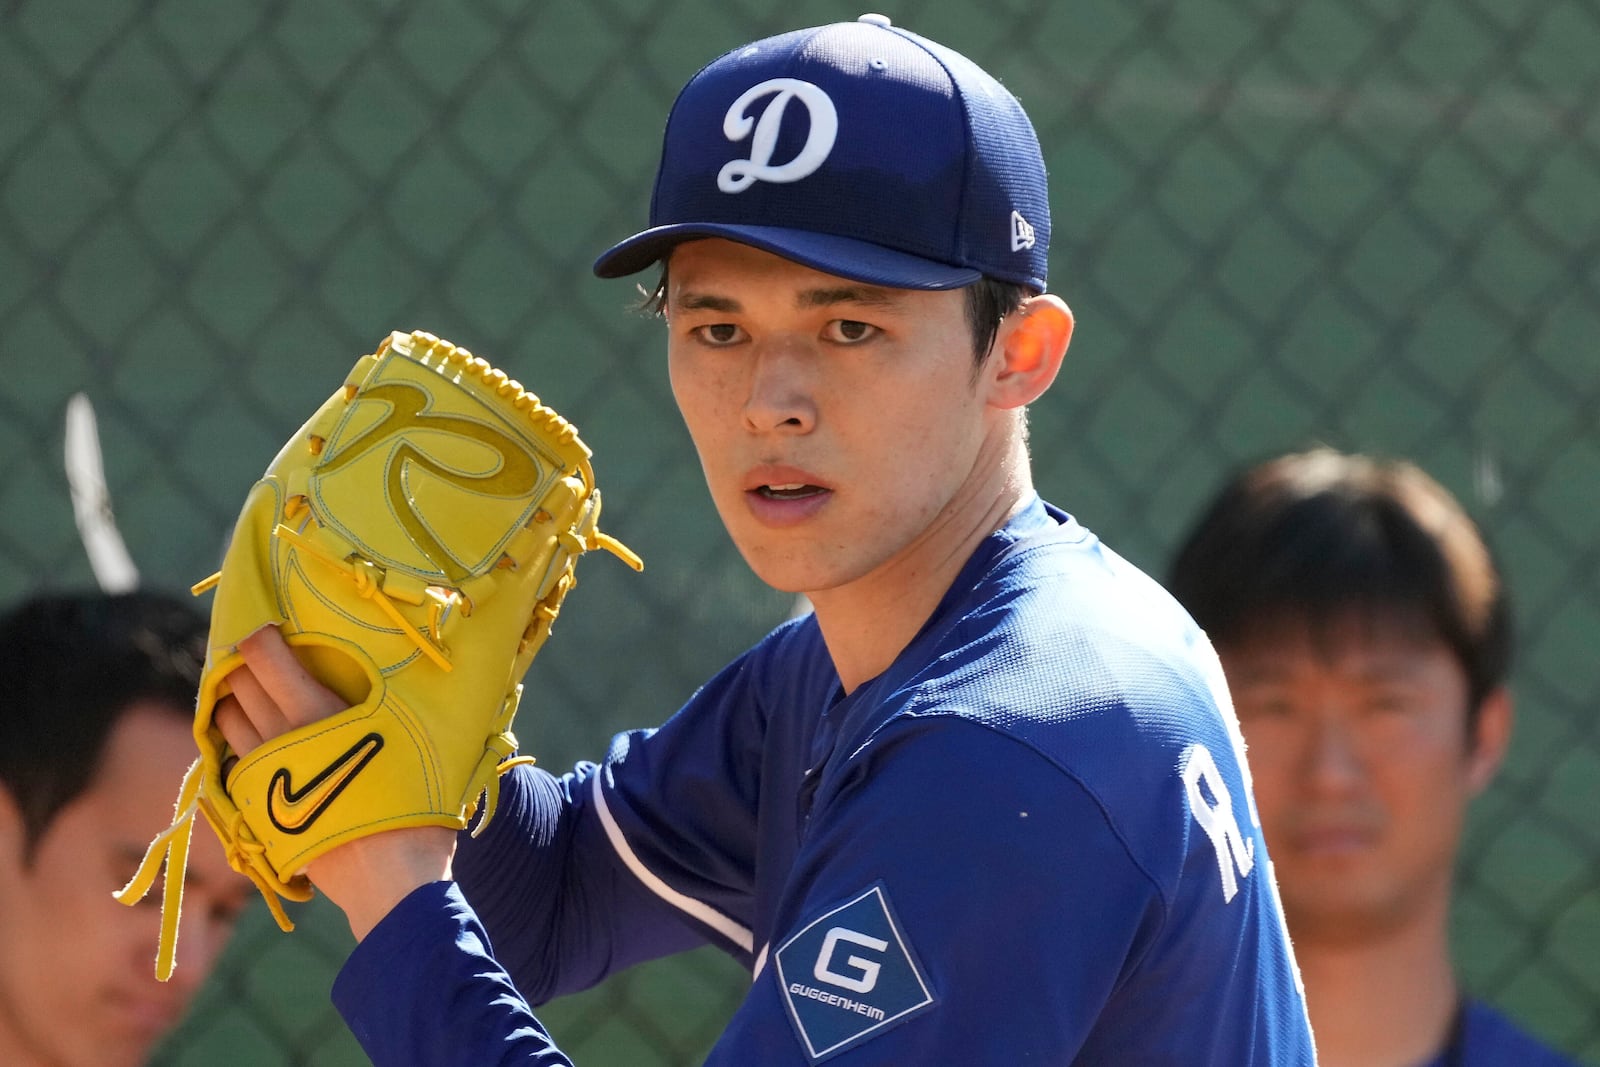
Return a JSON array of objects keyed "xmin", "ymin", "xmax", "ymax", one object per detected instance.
[
  {"xmin": 0, "ymin": 591, "xmax": 251, "ymax": 1067},
  {"xmin": 215, "ymin": 15, "xmax": 1316, "ymax": 1064},
  {"xmin": 1168, "ymin": 448, "xmax": 1582, "ymax": 1067}
]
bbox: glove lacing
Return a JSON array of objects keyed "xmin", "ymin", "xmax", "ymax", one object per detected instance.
[{"xmin": 113, "ymin": 758, "xmax": 297, "ymax": 981}]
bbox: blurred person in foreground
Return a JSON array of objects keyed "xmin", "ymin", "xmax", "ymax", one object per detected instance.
[
  {"xmin": 0, "ymin": 591, "xmax": 252, "ymax": 1067},
  {"xmin": 1168, "ymin": 447, "xmax": 1580, "ymax": 1067}
]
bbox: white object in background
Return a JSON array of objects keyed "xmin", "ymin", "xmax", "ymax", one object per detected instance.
[{"xmin": 64, "ymin": 392, "xmax": 140, "ymax": 592}]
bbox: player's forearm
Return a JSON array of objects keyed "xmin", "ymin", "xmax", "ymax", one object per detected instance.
[{"xmin": 309, "ymin": 825, "xmax": 457, "ymax": 941}]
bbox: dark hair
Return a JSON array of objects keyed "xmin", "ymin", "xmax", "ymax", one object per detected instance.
[
  {"xmin": 1167, "ymin": 448, "xmax": 1511, "ymax": 720},
  {"xmin": 0, "ymin": 590, "xmax": 207, "ymax": 854},
  {"xmin": 965, "ymin": 277, "xmax": 1034, "ymax": 366},
  {"xmin": 641, "ymin": 266, "xmax": 1033, "ymax": 365}
]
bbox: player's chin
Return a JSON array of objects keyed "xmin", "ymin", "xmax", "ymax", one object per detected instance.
[
  {"xmin": 735, "ymin": 554, "xmax": 815, "ymax": 595},
  {"xmin": 60, "ymin": 1030, "xmax": 152, "ymax": 1067},
  {"xmin": 100, "ymin": 997, "xmax": 184, "ymax": 1059},
  {"xmin": 732, "ymin": 542, "xmax": 845, "ymax": 597}
]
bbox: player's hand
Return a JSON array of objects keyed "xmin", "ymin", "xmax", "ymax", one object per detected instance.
[{"xmin": 214, "ymin": 625, "xmax": 457, "ymax": 940}]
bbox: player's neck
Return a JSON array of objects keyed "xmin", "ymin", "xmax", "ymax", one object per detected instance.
[
  {"xmin": 810, "ymin": 438, "xmax": 1033, "ymax": 694},
  {"xmin": 1295, "ymin": 893, "xmax": 1459, "ymax": 1067}
]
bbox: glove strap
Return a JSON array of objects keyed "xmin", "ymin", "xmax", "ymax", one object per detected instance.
[
  {"xmin": 592, "ymin": 531, "xmax": 643, "ymax": 571},
  {"xmin": 115, "ymin": 758, "xmax": 302, "ymax": 982},
  {"xmin": 114, "ymin": 758, "xmax": 201, "ymax": 982},
  {"xmin": 467, "ymin": 685, "xmax": 536, "ymax": 839},
  {"xmin": 200, "ymin": 797, "xmax": 298, "ymax": 937}
]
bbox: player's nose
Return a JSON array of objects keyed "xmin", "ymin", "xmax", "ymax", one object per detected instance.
[
  {"xmin": 742, "ymin": 338, "xmax": 816, "ymax": 434},
  {"xmin": 1300, "ymin": 715, "xmax": 1366, "ymax": 794}
]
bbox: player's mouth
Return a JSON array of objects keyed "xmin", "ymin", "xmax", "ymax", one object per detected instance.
[
  {"xmin": 755, "ymin": 483, "xmax": 826, "ymax": 499},
  {"xmin": 1288, "ymin": 821, "xmax": 1379, "ymax": 859},
  {"xmin": 744, "ymin": 468, "xmax": 831, "ymax": 526},
  {"xmin": 107, "ymin": 990, "xmax": 184, "ymax": 1038}
]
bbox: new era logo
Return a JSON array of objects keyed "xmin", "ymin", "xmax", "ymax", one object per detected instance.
[{"xmin": 1010, "ymin": 210, "xmax": 1036, "ymax": 252}]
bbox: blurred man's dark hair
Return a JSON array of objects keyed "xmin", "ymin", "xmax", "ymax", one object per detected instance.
[
  {"xmin": 1166, "ymin": 447, "xmax": 1510, "ymax": 722},
  {"xmin": 0, "ymin": 590, "xmax": 207, "ymax": 856}
]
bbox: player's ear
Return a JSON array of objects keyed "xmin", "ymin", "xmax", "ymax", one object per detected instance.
[
  {"xmin": 1465, "ymin": 686, "xmax": 1513, "ymax": 796},
  {"xmin": 987, "ymin": 294, "xmax": 1073, "ymax": 410}
]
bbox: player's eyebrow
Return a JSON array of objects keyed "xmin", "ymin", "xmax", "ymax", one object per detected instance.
[
  {"xmin": 670, "ymin": 285, "xmax": 905, "ymax": 315},
  {"xmin": 796, "ymin": 285, "xmax": 900, "ymax": 310},
  {"xmin": 672, "ymin": 290, "xmax": 742, "ymax": 313}
]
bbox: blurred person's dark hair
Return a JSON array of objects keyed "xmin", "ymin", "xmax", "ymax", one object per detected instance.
[
  {"xmin": 1167, "ymin": 447, "xmax": 1511, "ymax": 725},
  {"xmin": 0, "ymin": 590, "xmax": 207, "ymax": 857}
]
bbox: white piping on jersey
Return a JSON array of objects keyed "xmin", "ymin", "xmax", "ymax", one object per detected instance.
[
  {"xmin": 590, "ymin": 773, "xmax": 755, "ymax": 953},
  {"xmin": 752, "ymin": 944, "xmax": 769, "ymax": 981}
]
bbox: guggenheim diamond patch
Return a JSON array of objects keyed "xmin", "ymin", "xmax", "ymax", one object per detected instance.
[{"xmin": 773, "ymin": 884, "xmax": 935, "ymax": 1062}]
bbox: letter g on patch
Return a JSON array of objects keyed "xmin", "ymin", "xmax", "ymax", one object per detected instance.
[{"xmin": 814, "ymin": 928, "xmax": 889, "ymax": 994}]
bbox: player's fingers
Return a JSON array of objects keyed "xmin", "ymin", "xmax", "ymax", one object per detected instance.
[
  {"xmin": 237, "ymin": 625, "xmax": 347, "ymax": 729},
  {"xmin": 224, "ymin": 661, "xmax": 296, "ymax": 742},
  {"xmin": 213, "ymin": 693, "xmax": 264, "ymax": 761}
]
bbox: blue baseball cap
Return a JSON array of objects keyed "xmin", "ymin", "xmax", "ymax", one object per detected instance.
[{"xmin": 593, "ymin": 13, "xmax": 1050, "ymax": 292}]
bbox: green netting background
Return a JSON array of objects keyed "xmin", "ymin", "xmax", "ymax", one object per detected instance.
[{"xmin": 1, "ymin": 0, "xmax": 1596, "ymax": 1063}]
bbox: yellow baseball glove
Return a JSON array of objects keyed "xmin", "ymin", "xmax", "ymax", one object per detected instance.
[{"xmin": 116, "ymin": 330, "xmax": 640, "ymax": 980}]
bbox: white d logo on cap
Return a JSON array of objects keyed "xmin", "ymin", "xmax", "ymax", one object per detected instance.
[{"xmin": 717, "ymin": 78, "xmax": 838, "ymax": 193}]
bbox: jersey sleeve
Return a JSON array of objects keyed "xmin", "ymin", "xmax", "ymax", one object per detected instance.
[
  {"xmin": 332, "ymin": 719, "xmax": 1163, "ymax": 1067},
  {"xmin": 332, "ymin": 881, "xmax": 576, "ymax": 1067},
  {"xmin": 702, "ymin": 716, "xmax": 1162, "ymax": 1065},
  {"xmin": 705, "ymin": 714, "xmax": 1310, "ymax": 1065},
  {"xmin": 450, "ymin": 627, "xmax": 810, "ymax": 1003},
  {"xmin": 448, "ymin": 759, "xmax": 714, "ymax": 1005}
]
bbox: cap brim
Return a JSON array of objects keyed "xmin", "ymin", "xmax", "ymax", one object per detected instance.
[{"xmin": 592, "ymin": 223, "xmax": 982, "ymax": 291}]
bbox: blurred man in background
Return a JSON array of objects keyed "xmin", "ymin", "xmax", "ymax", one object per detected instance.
[
  {"xmin": 1168, "ymin": 447, "xmax": 1579, "ymax": 1067},
  {"xmin": 0, "ymin": 590, "xmax": 251, "ymax": 1067}
]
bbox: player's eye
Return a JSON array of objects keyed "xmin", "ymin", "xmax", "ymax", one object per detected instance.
[
  {"xmin": 1365, "ymin": 689, "xmax": 1414, "ymax": 715},
  {"xmin": 824, "ymin": 319, "xmax": 878, "ymax": 344},
  {"xmin": 692, "ymin": 323, "xmax": 745, "ymax": 346}
]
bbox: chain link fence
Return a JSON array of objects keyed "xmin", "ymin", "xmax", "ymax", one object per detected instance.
[{"xmin": 2, "ymin": 0, "xmax": 1596, "ymax": 1062}]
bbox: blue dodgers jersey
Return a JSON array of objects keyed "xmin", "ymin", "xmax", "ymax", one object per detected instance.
[
  {"xmin": 1420, "ymin": 999, "xmax": 1584, "ymax": 1067},
  {"xmin": 582, "ymin": 497, "xmax": 1313, "ymax": 1063},
  {"xmin": 338, "ymin": 496, "xmax": 1315, "ymax": 1065}
]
